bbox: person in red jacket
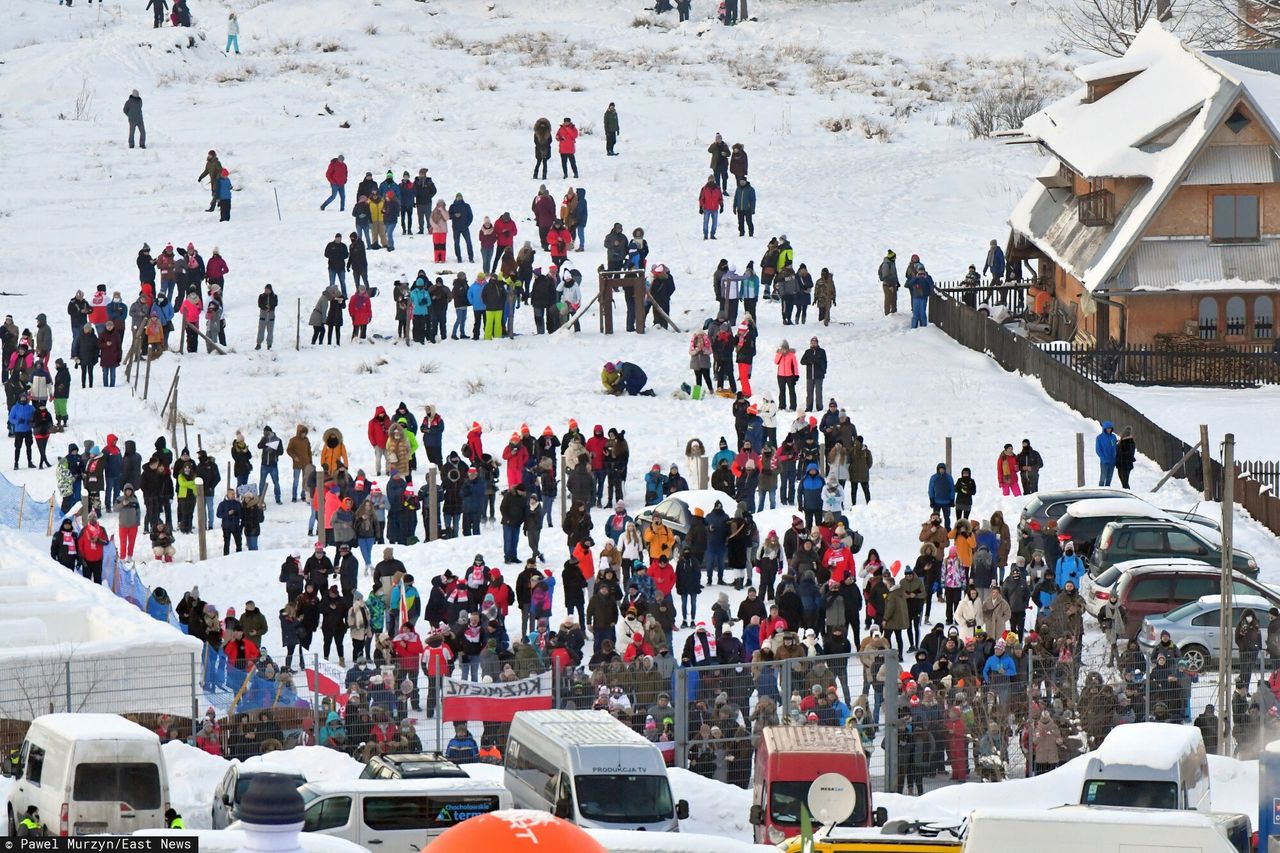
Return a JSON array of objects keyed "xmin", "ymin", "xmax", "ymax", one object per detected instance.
[
  {"xmin": 821, "ymin": 538, "xmax": 856, "ymax": 583},
  {"xmin": 77, "ymin": 513, "xmax": 109, "ymax": 584},
  {"xmin": 531, "ymin": 186, "xmax": 556, "ymax": 249},
  {"xmin": 699, "ymin": 176, "xmax": 724, "ymax": 240},
  {"xmin": 623, "ymin": 631, "xmax": 654, "ymax": 663},
  {"xmin": 348, "ymin": 284, "xmax": 373, "ymax": 341},
  {"xmin": 368, "ymin": 406, "xmax": 390, "ymax": 476},
  {"xmin": 205, "ymin": 248, "xmax": 229, "ymax": 289},
  {"xmin": 546, "ymin": 221, "xmax": 572, "ymax": 268},
  {"xmin": 585, "ymin": 424, "xmax": 608, "ymax": 506},
  {"xmin": 393, "ymin": 622, "xmax": 425, "ymax": 711},
  {"xmin": 556, "ymin": 117, "xmax": 579, "ymax": 179},
  {"xmin": 649, "ymin": 555, "xmax": 676, "ymax": 601},
  {"xmin": 322, "ymin": 154, "xmax": 348, "ymax": 211},
  {"xmin": 223, "ymin": 628, "xmax": 260, "ymax": 670},
  {"xmin": 493, "ymin": 212, "xmax": 518, "ymax": 269},
  {"xmin": 487, "ymin": 569, "xmax": 514, "ymax": 617},
  {"xmin": 422, "ymin": 631, "xmax": 454, "ymax": 716},
  {"xmin": 501, "ymin": 434, "xmax": 529, "ymax": 488}
]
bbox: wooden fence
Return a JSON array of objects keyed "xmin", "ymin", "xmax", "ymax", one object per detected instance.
[
  {"xmin": 928, "ymin": 292, "xmax": 1280, "ymax": 537},
  {"xmin": 1056, "ymin": 344, "xmax": 1280, "ymax": 388}
]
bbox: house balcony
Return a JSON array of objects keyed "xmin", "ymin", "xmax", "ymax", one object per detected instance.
[{"xmin": 1078, "ymin": 189, "xmax": 1115, "ymax": 227}]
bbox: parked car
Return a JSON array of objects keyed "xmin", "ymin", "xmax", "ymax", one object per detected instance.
[
  {"xmin": 1081, "ymin": 557, "xmax": 1215, "ymax": 620},
  {"xmin": 1137, "ymin": 594, "xmax": 1274, "ymax": 673},
  {"xmin": 1056, "ymin": 498, "xmax": 1221, "ymax": 559},
  {"xmin": 359, "ymin": 753, "xmax": 468, "ymax": 781},
  {"xmin": 1089, "ymin": 520, "xmax": 1258, "ymax": 579},
  {"xmin": 212, "ymin": 764, "xmax": 309, "ymax": 828},
  {"xmin": 1018, "ymin": 487, "xmax": 1133, "ymax": 549},
  {"xmin": 1106, "ymin": 564, "xmax": 1280, "ymax": 637}
]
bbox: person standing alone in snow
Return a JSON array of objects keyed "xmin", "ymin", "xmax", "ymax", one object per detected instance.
[
  {"xmin": 321, "ymin": 155, "xmax": 347, "ymax": 212},
  {"xmin": 556, "ymin": 118, "xmax": 579, "ymax": 179},
  {"xmin": 225, "ymin": 12, "xmax": 240, "ymax": 54},
  {"xmin": 604, "ymin": 103, "xmax": 620, "ymax": 156},
  {"xmin": 123, "ymin": 90, "xmax": 145, "ymax": 149},
  {"xmin": 699, "ymin": 177, "xmax": 723, "ymax": 241}
]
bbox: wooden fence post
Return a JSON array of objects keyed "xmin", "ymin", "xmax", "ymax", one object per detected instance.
[
  {"xmin": 195, "ymin": 479, "xmax": 208, "ymax": 562},
  {"xmin": 46, "ymin": 496, "xmax": 56, "ymax": 536},
  {"xmin": 559, "ymin": 454, "xmax": 568, "ymax": 522},
  {"xmin": 696, "ymin": 455, "xmax": 708, "ymax": 490},
  {"xmin": 16, "ymin": 485, "xmax": 26, "ymax": 529},
  {"xmin": 1200, "ymin": 424, "xmax": 1213, "ymax": 501},
  {"xmin": 944, "ymin": 437, "xmax": 952, "ymax": 473},
  {"xmin": 296, "ymin": 297, "xmax": 301, "ymax": 352},
  {"xmin": 1076, "ymin": 433, "xmax": 1085, "ymax": 488}
]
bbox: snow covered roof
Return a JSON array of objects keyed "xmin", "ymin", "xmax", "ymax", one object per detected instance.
[
  {"xmin": 33, "ymin": 712, "xmax": 160, "ymax": 742},
  {"xmin": 1011, "ymin": 23, "xmax": 1280, "ymax": 293},
  {"xmin": 1021, "ymin": 25, "xmax": 1225, "ymax": 180}
]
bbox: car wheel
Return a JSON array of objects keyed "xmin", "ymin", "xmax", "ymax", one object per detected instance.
[{"xmin": 1180, "ymin": 644, "xmax": 1209, "ymax": 674}]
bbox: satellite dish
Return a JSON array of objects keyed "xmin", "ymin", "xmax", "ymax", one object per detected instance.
[{"xmin": 807, "ymin": 773, "xmax": 856, "ymax": 826}]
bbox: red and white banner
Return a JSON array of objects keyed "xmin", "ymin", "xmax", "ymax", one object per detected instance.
[
  {"xmin": 441, "ymin": 672, "xmax": 553, "ymax": 722},
  {"xmin": 304, "ymin": 658, "xmax": 350, "ymax": 706}
]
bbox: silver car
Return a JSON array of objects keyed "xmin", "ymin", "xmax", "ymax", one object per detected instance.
[{"xmin": 1136, "ymin": 594, "xmax": 1274, "ymax": 674}]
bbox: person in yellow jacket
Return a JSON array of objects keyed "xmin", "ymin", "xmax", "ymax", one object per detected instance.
[
  {"xmin": 643, "ymin": 518, "xmax": 675, "ymax": 561},
  {"xmin": 165, "ymin": 808, "xmax": 185, "ymax": 829},
  {"xmin": 17, "ymin": 805, "xmax": 43, "ymax": 837},
  {"xmin": 369, "ymin": 193, "xmax": 387, "ymax": 249}
]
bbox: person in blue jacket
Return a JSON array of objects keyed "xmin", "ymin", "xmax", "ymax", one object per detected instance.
[
  {"xmin": 643, "ymin": 465, "xmax": 667, "ymax": 506},
  {"xmin": 711, "ymin": 437, "xmax": 735, "ymax": 470},
  {"xmin": 449, "ymin": 193, "xmax": 475, "ymax": 264},
  {"xmin": 445, "ymin": 722, "xmax": 479, "ymax": 763},
  {"xmin": 466, "ymin": 274, "xmax": 485, "ymax": 341},
  {"xmin": 605, "ymin": 361, "xmax": 650, "ymax": 396},
  {"xmin": 460, "ymin": 467, "xmax": 487, "ymax": 536},
  {"xmin": 216, "ymin": 169, "xmax": 233, "ymax": 222},
  {"xmin": 982, "ymin": 239, "xmax": 1006, "ymax": 285},
  {"xmin": 8, "ymin": 391, "xmax": 35, "ymax": 469},
  {"xmin": 1095, "ymin": 421, "xmax": 1118, "ymax": 486},
  {"xmin": 982, "ymin": 638, "xmax": 1017, "ymax": 709},
  {"xmin": 906, "ymin": 264, "xmax": 934, "ymax": 329},
  {"xmin": 409, "ymin": 278, "xmax": 432, "ymax": 344},
  {"xmin": 1054, "ymin": 541, "xmax": 1085, "ymax": 591},
  {"xmin": 704, "ymin": 501, "xmax": 730, "ymax": 585},
  {"xmin": 146, "ymin": 587, "xmax": 172, "ymax": 623},
  {"xmin": 927, "ymin": 463, "xmax": 955, "ymax": 529},
  {"xmin": 799, "ymin": 463, "xmax": 825, "ymax": 528}
]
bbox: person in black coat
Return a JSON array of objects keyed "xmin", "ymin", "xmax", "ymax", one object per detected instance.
[
  {"xmin": 74, "ymin": 325, "xmax": 98, "ymax": 388},
  {"xmin": 1115, "ymin": 426, "xmax": 1137, "ymax": 489},
  {"xmin": 529, "ymin": 270, "xmax": 558, "ymax": 335}
]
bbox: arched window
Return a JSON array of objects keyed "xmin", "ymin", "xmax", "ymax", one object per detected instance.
[
  {"xmin": 1226, "ymin": 296, "xmax": 1246, "ymax": 336},
  {"xmin": 1256, "ymin": 296, "xmax": 1274, "ymax": 339},
  {"xmin": 1198, "ymin": 297, "xmax": 1218, "ymax": 339}
]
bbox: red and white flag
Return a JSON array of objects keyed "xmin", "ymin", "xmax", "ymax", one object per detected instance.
[{"xmin": 441, "ymin": 672, "xmax": 552, "ymax": 722}]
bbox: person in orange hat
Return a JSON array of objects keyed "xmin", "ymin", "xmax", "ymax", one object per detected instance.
[
  {"xmin": 501, "ymin": 432, "xmax": 529, "ymax": 489},
  {"xmin": 216, "ymin": 168, "xmax": 233, "ymax": 222}
]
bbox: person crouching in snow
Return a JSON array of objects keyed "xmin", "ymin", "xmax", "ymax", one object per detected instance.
[{"xmin": 601, "ymin": 361, "xmax": 653, "ymax": 396}]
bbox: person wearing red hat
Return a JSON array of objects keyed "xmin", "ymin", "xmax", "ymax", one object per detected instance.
[
  {"xmin": 501, "ymin": 433, "xmax": 529, "ymax": 489},
  {"xmin": 463, "ymin": 422, "xmax": 484, "ymax": 463},
  {"xmin": 216, "ymin": 168, "xmax": 233, "ymax": 221}
]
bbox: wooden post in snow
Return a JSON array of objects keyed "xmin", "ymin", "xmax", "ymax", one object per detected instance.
[
  {"xmin": 1200, "ymin": 424, "xmax": 1213, "ymax": 501},
  {"xmin": 1076, "ymin": 433, "xmax": 1085, "ymax": 488}
]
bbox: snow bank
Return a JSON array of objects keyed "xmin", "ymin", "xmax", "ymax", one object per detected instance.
[{"xmin": 0, "ymin": 530, "xmax": 203, "ymax": 718}]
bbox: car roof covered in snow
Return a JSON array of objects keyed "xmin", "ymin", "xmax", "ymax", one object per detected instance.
[
  {"xmin": 1091, "ymin": 722, "xmax": 1204, "ymax": 769},
  {"xmin": 32, "ymin": 713, "xmax": 160, "ymax": 742}
]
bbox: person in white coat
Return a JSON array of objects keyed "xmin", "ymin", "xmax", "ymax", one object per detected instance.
[
  {"xmin": 225, "ymin": 12, "xmax": 240, "ymax": 54},
  {"xmin": 954, "ymin": 586, "xmax": 981, "ymax": 641}
]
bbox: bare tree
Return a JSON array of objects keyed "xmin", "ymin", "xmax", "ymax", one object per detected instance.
[
  {"xmin": 1055, "ymin": 0, "xmax": 1230, "ymax": 56},
  {"xmin": 1210, "ymin": 0, "xmax": 1280, "ymax": 47}
]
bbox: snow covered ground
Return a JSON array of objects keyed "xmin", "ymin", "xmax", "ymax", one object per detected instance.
[
  {"xmin": 3, "ymin": 0, "xmax": 1280, "ymax": 846},
  {"xmin": 1118, "ymin": 384, "xmax": 1280, "ymax": 463}
]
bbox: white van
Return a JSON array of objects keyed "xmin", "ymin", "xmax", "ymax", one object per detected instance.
[
  {"xmin": 504, "ymin": 709, "xmax": 688, "ymax": 832},
  {"xmin": 965, "ymin": 806, "xmax": 1246, "ymax": 852},
  {"xmin": 291, "ymin": 777, "xmax": 510, "ymax": 851},
  {"xmin": 5, "ymin": 713, "xmax": 170, "ymax": 836},
  {"xmin": 1080, "ymin": 722, "xmax": 1210, "ymax": 811}
]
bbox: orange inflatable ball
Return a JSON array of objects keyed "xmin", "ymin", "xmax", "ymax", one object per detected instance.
[{"xmin": 431, "ymin": 810, "xmax": 608, "ymax": 852}]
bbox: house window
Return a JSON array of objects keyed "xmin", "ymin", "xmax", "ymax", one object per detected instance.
[
  {"xmin": 1226, "ymin": 296, "xmax": 1246, "ymax": 336},
  {"xmin": 1256, "ymin": 296, "xmax": 1274, "ymax": 339},
  {"xmin": 1212, "ymin": 194, "xmax": 1260, "ymax": 243},
  {"xmin": 1198, "ymin": 297, "xmax": 1218, "ymax": 339}
]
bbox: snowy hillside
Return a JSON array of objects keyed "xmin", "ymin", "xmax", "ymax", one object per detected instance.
[{"xmin": 2, "ymin": 0, "xmax": 1278, "ymax": 661}]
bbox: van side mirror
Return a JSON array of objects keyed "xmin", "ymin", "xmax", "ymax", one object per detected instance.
[
  {"xmin": 748, "ymin": 804, "xmax": 762, "ymax": 826},
  {"xmin": 873, "ymin": 807, "xmax": 888, "ymax": 827},
  {"xmin": 677, "ymin": 800, "xmax": 690, "ymax": 821},
  {"xmin": 221, "ymin": 793, "xmax": 233, "ymax": 806},
  {"xmin": 554, "ymin": 798, "xmax": 573, "ymax": 819}
]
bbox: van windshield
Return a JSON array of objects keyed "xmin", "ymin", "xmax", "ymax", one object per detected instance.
[
  {"xmin": 73, "ymin": 763, "xmax": 162, "ymax": 809},
  {"xmin": 770, "ymin": 781, "xmax": 868, "ymax": 827},
  {"xmin": 1081, "ymin": 778, "xmax": 1179, "ymax": 809},
  {"xmin": 574, "ymin": 774, "xmax": 673, "ymax": 824}
]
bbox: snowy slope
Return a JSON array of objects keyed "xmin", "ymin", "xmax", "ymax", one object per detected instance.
[{"xmin": 1, "ymin": 0, "xmax": 1277, "ymax": 674}]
